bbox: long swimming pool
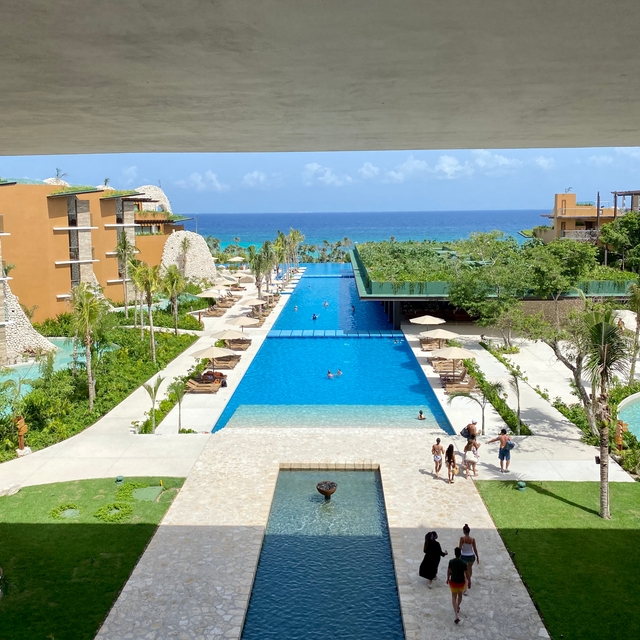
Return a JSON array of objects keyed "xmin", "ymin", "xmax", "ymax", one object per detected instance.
[{"xmin": 213, "ymin": 263, "xmax": 453, "ymax": 432}]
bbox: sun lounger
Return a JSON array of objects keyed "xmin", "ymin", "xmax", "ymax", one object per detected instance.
[
  {"xmin": 186, "ymin": 379, "xmax": 220, "ymax": 394},
  {"xmin": 444, "ymin": 377, "xmax": 478, "ymax": 394},
  {"xmin": 225, "ymin": 339, "xmax": 251, "ymax": 351},
  {"xmin": 439, "ymin": 368, "xmax": 467, "ymax": 384},
  {"xmin": 212, "ymin": 356, "xmax": 240, "ymax": 370}
]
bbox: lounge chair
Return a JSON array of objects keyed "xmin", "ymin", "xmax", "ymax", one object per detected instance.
[
  {"xmin": 212, "ymin": 356, "xmax": 240, "ymax": 370},
  {"xmin": 225, "ymin": 339, "xmax": 251, "ymax": 351},
  {"xmin": 445, "ymin": 377, "xmax": 478, "ymax": 394},
  {"xmin": 186, "ymin": 379, "xmax": 220, "ymax": 394},
  {"xmin": 439, "ymin": 367, "xmax": 467, "ymax": 384}
]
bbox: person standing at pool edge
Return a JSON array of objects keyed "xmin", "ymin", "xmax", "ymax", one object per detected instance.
[{"xmin": 488, "ymin": 428, "xmax": 512, "ymax": 473}]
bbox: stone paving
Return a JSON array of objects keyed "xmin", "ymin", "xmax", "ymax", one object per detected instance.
[
  {"xmin": 97, "ymin": 428, "xmax": 548, "ymax": 640},
  {"xmin": 403, "ymin": 322, "xmax": 632, "ymax": 483},
  {"xmin": 0, "ymin": 276, "xmax": 300, "ymax": 490}
]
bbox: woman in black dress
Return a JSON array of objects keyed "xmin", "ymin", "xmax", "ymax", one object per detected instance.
[{"xmin": 419, "ymin": 531, "xmax": 448, "ymax": 587}]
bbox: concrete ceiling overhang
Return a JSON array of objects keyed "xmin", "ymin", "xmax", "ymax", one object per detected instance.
[{"xmin": 3, "ymin": 1, "xmax": 640, "ymax": 155}]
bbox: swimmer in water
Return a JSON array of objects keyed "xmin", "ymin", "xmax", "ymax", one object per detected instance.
[
  {"xmin": 337, "ymin": 369, "xmax": 342, "ymax": 376},
  {"xmin": 294, "ymin": 306, "xmax": 298, "ymax": 312},
  {"xmin": 327, "ymin": 370, "xmax": 333, "ymax": 379}
]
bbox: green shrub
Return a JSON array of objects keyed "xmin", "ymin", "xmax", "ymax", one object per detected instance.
[
  {"xmin": 33, "ymin": 312, "xmax": 75, "ymax": 337},
  {"xmin": 93, "ymin": 502, "xmax": 133, "ymax": 523}
]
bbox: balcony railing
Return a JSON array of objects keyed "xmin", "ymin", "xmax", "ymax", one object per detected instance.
[{"xmin": 561, "ymin": 230, "xmax": 599, "ymax": 242}]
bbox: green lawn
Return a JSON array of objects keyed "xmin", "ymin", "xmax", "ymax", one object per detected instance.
[
  {"xmin": 477, "ymin": 481, "xmax": 640, "ymax": 640},
  {"xmin": 0, "ymin": 477, "xmax": 184, "ymax": 640}
]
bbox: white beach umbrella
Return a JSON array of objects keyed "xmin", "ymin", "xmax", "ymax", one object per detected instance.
[
  {"xmin": 429, "ymin": 346, "xmax": 475, "ymax": 360},
  {"xmin": 228, "ymin": 256, "xmax": 245, "ymax": 262},
  {"xmin": 410, "ymin": 315, "xmax": 446, "ymax": 326},
  {"xmin": 210, "ymin": 329, "xmax": 248, "ymax": 341},
  {"xmin": 244, "ymin": 298, "xmax": 265, "ymax": 306},
  {"xmin": 226, "ymin": 316, "xmax": 260, "ymax": 331},
  {"xmin": 196, "ymin": 288, "xmax": 219, "ymax": 298},
  {"xmin": 191, "ymin": 345, "xmax": 236, "ymax": 360},
  {"xmin": 419, "ymin": 329, "xmax": 459, "ymax": 340}
]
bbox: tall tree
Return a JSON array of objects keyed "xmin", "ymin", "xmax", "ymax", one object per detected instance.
[
  {"xmin": 168, "ymin": 378, "xmax": 186, "ymax": 432},
  {"xmin": 627, "ymin": 283, "xmax": 640, "ymax": 383},
  {"xmin": 247, "ymin": 245, "xmax": 268, "ymax": 299},
  {"xmin": 143, "ymin": 375, "xmax": 164, "ymax": 434},
  {"xmin": 115, "ymin": 231, "xmax": 136, "ymax": 318},
  {"xmin": 70, "ymin": 283, "xmax": 108, "ymax": 411},
  {"xmin": 136, "ymin": 262, "xmax": 161, "ymax": 363},
  {"xmin": 583, "ymin": 308, "xmax": 630, "ymax": 518},
  {"xmin": 180, "ymin": 235, "xmax": 191, "ymax": 278},
  {"xmin": 162, "ymin": 264, "xmax": 186, "ymax": 336}
]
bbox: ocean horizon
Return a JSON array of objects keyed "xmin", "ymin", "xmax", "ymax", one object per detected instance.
[{"xmin": 181, "ymin": 209, "xmax": 546, "ymax": 247}]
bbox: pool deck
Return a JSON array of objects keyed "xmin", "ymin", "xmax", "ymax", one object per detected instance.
[
  {"xmin": 403, "ymin": 322, "xmax": 632, "ymax": 483},
  {"xmin": 0, "ymin": 275, "xmax": 302, "ymax": 491},
  {"xmin": 97, "ymin": 427, "xmax": 548, "ymax": 640}
]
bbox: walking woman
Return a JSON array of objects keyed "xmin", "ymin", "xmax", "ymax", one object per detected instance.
[
  {"xmin": 463, "ymin": 437, "xmax": 480, "ymax": 478},
  {"xmin": 432, "ymin": 438, "xmax": 445, "ymax": 478},
  {"xmin": 459, "ymin": 524, "xmax": 480, "ymax": 588},
  {"xmin": 418, "ymin": 531, "xmax": 448, "ymax": 587},
  {"xmin": 445, "ymin": 444, "xmax": 457, "ymax": 484}
]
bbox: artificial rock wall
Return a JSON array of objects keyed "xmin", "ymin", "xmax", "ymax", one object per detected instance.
[{"xmin": 160, "ymin": 230, "xmax": 217, "ymax": 283}]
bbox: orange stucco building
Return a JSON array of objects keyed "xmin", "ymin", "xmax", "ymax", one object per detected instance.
[{"xmin": 0, "ymin": 182, "xmax": 182, "ymax": 322}]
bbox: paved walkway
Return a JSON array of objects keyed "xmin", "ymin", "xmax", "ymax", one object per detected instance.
[
  {"xmin": 0, "ymin": 277, "xmax": 300, "ymax": 491},
  {"xmin": 97, "ymin": 428, "xmax": 548, "ymax": 640},
  {"xmin": 402, "ymin": 323, "xmax": 632, "ymax": 482}
]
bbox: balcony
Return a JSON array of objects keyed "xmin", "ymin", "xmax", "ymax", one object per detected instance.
[{"xmin": 561, "ymin": 230, "xmax": 599, "ymax": 242}]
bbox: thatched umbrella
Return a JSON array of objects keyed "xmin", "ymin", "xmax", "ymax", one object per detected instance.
[{"xmin": 419, "ymin": 328, "xmax": 459, "ymax": 349}]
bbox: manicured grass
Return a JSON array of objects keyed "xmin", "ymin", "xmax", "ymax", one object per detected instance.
[
  {"xmin": 477, "ymin": 481, "xmax": 640, "ymax": 640},
  {"xmin": 0, "ymin": 477, "xmax": 184, "ymax": 640}
]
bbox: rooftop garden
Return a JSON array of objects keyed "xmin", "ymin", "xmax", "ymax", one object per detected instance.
[
  {"xmin": 135, "ymin": 210, "xmax": 188, "ymax": 222},
  {"xmin": 99, "ymin": 189, "xmax": 141, "ymax": 199},
  {"xmin": 49, "ymin": 185, "xmax": 101, "ymax": 196}
]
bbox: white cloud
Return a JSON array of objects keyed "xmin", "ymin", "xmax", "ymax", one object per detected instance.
[
  {"xmin": 615, "ymin": 147, "xmax": 640, "ymax": 158},
  {"xmin": 358, "ymin": 162, "xmax": 380, "ymax": 179},
  {"xmin": 434, "ymin": 155, "xmax": 474, "ymax": 180},
  {"xmin": 302, "ymin": 163, "xmax": 352, "ymax": 187},
  {"xmin": 242, "ymin": 170, "xmax": 284, "ymax": 189},
  {"xmin": 587, "ymin": 155, "xmax": 613, "ymax": 166},
  {"xmin": 175, "ymin": 171, "xmax": 229, "ymax": 192},
  {"xmin": 534, "ymin": 156, "xmax": 555, "ymax": 170},
  {"xmin": 383, "ymin": 155, "xmax": 430, "ymax": 183},
  {"xmin": 121, "ymin": 165, "xmax": 138, "ymax": 185},
  {"xmin": 472, "ymin": 150, "xmax": 522, "ymax": 175}
]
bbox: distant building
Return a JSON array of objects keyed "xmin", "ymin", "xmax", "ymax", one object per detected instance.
[
  {"xmin": 535, "ymin": 191, "xmax": 640, "ymax": 243},
  {"xmin": 0, "ymin": 182, "xmax": 184, "ymax": 321}
]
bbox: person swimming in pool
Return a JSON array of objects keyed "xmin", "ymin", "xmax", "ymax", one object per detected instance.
[
  {"xmin": 294, "ymin": 306, "xmax": 298, "ymax": 312},
  {"xmin": 351, "ymin": 305, "xmax": 355, "ymax": 313},
  {"xmin": 327, "ymin": 370, "xmax": 333, "ymax": 379},
  {"xmin": 323, "ymin": 300, "xmax": 329, "ymax": 307},
  {"xmin": 312, "ymin": 314, "xmax": 318, "ymax": 320},
  {"xmin": 337, "ymin": 369, "xmax": 342, "ymax": 376}
]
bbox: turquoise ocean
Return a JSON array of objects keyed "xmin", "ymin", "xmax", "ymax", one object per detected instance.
[{"xmin": 182, "ymin": 210, "xmax": 546, "ymax": 247}]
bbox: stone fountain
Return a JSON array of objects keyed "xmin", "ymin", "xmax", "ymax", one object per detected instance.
[{"xmin": 316, "ymin": 480, "xmax": 337, "ymax": 500}]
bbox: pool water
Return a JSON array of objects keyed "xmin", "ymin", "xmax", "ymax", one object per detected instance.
[
  {"xmin": 217, "ymin": 337, "xmax": 452, "ymax": 431},
  {"xmin": 617, "ymin": 398, "xmax": 640, "ymax": 439},
  {"xmin": 241, "ymin": 470, "xmax": 404, "ymax": 640},
  {"xmin": 214, "ymin": 263, "xmax": 453, "ymax": 433},
  {"xmin": 0, "ymin": 337, "xmax": 77, "ymax": 395}
]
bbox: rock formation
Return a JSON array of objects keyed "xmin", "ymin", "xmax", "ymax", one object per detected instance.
[{"xmin": 160, "ymin": 230, "xmax": 217, "ymax": 283}]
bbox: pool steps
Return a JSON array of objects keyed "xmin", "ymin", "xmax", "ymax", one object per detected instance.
[{"xmin": 267, "ymin": 330, "xmax": 405, "ymax": 338}]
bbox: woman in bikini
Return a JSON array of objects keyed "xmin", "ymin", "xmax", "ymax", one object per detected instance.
[
  {"xmin": 432, "ymin": 438, "xmax": 445, "ymax": 478},
  {"xmin": 463, "ymin": 436, "xmax": 480, "ymax": 478},
  {"xmin": 445, "ymin": 444, "xmax": 457, "ymax": 484},
  {"xmin": 459, "ymin": 524, "xmax": 480, "ymax": 588}
]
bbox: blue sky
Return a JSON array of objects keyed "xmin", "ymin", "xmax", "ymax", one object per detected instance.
[{"xmin": 1, "ymin": 147, "xmax": 639, "ymax": 213}]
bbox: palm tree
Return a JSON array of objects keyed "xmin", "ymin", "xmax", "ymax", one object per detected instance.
[
  {"xmin": 70, "ymin": 283, "xmax": 108, "ymax": 411},
  {"xmin": 115, "ymin": 231, "xmax": 136, "ymax": 318},
  {"xmin": 168, "ymin": 378, "xmax": 186, "ymax": 432},
  {"xmin": 627, "ymin": 283, "xmax": 640, "ymax": 383},
  {"xmin": 247, "ymin": 245, "xmax": 268, "ymax": 299},
  {"xmin": 143, "ymin": 375, "xmax": 164, "ymax": 433},
  {"xmin": 162, "ymin": 265, "xmax": 186, "ymax": 336},
  {"xmin": 584, "ymin": 308, "xmax": 630, "ymax": 519},
  {"xmin": 129, "ymin": 260, "xmax": 145, "ymax": 337},
  {"xmin": 448, "ymin": 379, "xmax": 504, "ymax": 436},
  {"xmin": 180, "ymin": 235, "xmax": 191, "ymax": 278},
  {"xmin": 136, "ymin": 262, "xmax": 161, "ymax": 364},
  {"xmin": 55, "ymin": 168, "xmax": 67, "ymax": 180},
  {"xmin": 508, "ymin": 368, "xmax": 524, "ymax": 436},
  {"xmin": 103, "ymin": 178, "xmax": 110, "ymax": 187}
]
